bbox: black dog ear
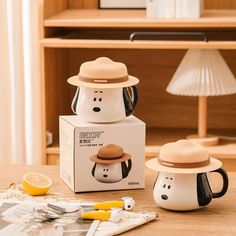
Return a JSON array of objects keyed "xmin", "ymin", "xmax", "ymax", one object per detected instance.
[
  {"xmin": 197, "ymin": 173, "xmax": 212, "ymax": 206},
  {"xmin": 71, "ymin": 87, "xmax": 80, "ymax": 114},
  {"xmin": 121, "ymin": 159, "xmax": 132, "ymax": 178},
  {"xmin": 153, "ymin": 173, "xmax": 159, "ymax": 190},
  {"xmin": 123, "ymin": 86, "xmax": 138, "ymax": 117},
  {"xmin": 92, "ymin": 163, "xmax": 97, "ymax": 177}
]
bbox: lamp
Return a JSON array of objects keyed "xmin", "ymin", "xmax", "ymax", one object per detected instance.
[{"xmin": 167, "ymin": 49, "xmax": 236, "ymax": 146}]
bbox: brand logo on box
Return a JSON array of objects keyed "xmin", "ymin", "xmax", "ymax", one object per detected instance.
[
  {"xmin": 79, "ymin": 131, "xmax": 104, "ymax": 139},
  {"xmin": 79, "ymin": 131, "xmax": 104, "ymax": 147}
]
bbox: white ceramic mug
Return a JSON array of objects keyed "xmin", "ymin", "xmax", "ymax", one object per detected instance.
[
  {"xmin": 71, "ymin": 86, "xmax": 138, "ymax": 123},
  {"xmin": 153, "ymin": 168, "xmax": 228, "ymax": 211}
]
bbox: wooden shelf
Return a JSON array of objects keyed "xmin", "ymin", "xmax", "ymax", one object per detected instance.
[
  {"xmin": 47, "ymin": 128, "xmax": 236, "ymax": 163},
  {"xmin": 42, "ymin": 1, "xmax": 236, "ymax": 166},
  {"xmin": 41, "ymin": 38, "xmax": 236, "ymax": 49},
  {"xmin": 44, "ymin": 9, "xmax": 236, "ymax": 28}
]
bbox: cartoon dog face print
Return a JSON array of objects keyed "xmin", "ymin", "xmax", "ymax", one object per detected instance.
[
  {"xmin": 71, "ymin": 86, "xmax": 138, "ymax": 123},
  {"xmin": 71, "ymin": 87, "xmax": 126, "ymax": 123},
  {"xmin": 92, "ymin": 163, "xmax": 122, "ymax": 183},
  {"xmin": 153, "ymin": 172, "xmax": 199, "ymax": 211},
  {"xmin": 157, "ymin": 174, "xmax": 173, "ymax": 201},
  {"xmin": 92, "ymin": 160, "xmax": 132, "ymax": 184},
  {"xmin": 122, "ymin": 197, "xmax": 135, "ymax": 210}
]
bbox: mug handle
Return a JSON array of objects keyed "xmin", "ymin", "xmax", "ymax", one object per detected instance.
[
  {"xmin": 123, "ymin": 86, "xmax": 138, "ymax": 116},
  {"xmin": 129, "ymin": 86, "xmax": 138, "ymax": 109},
  {"xmin": 210, "ymin": 168, "xmax": 229, "ymax": 198}
]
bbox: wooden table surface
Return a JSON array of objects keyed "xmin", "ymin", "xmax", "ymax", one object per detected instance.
[{"xmin": 0, "ymin": 165, "xmax": 235, "ymax": 236}]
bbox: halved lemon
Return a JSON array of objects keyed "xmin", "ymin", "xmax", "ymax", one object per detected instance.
[{"xmin": 22, "ymin": 172, "xmax": 52, "ymax": 196}]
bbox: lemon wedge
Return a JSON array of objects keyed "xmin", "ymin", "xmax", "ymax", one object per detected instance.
[{"xmin": 22, "ymin": 172, "xmax": 52, "ymax": 196}]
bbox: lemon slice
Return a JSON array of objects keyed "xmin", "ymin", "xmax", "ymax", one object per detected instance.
[{"xmin": 22, "ymin": 172, "xmax": 52, "ymax": 196}]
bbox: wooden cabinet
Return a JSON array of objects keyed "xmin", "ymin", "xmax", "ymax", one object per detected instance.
[{"xmin": 40, "ymin": 0, "xmax": 236, "ymax": 169}]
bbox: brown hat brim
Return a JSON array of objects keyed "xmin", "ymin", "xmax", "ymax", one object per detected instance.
[
  {"xmin": 67, "ymin": 75, "xmax": 139, "ymax": 88},
  {"xmin": 146, "ymin": 157, "xmax": 222, "ymax": 174},
  {"xmin": 90, "ymin": 153, "xmax": 131, "ymax": 164}
]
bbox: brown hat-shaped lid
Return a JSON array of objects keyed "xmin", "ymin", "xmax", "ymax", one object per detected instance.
[
  {"xmin": 159, "ymin": 139, "xmax": 209, "ymax": 168},
  {"xmin": 67, "ymin": 57, "xmax": 139, "ymax": 88},
  {"xmin": 90, "ymin": 144, "xmax": 131, "ymax": 164},
  {"xmin": 146, "ymin": 139, "xmax": 222, "ymax": 174}
]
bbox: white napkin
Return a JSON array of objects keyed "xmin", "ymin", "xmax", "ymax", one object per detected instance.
[{"xmin": 95, "ymin": 211, "xmax": 157, "ymax": 236}]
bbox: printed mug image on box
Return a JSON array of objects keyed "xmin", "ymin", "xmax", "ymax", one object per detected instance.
[{"xmin": 90, "ymin": 144, "xmax": 132, "ymax": 184}]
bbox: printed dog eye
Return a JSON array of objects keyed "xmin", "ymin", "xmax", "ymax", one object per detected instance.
[
  {"xmin": 93, "ymin": 98, "xmax": 96, "ymax": 101},
  {"xmin": 168, "ymin": 185, "xmax": 171, "ymax": 189},
  {"xmin": 99, "ymin": 98, "xmax": 102, "ymax": 102},
  {"xmin": 106, "ymin": 169, "xmax": 108, "ymax": 171},
  {"xmin": 95, "ymin": 91, "xmax": 98, "ymax": 93},
  {"xmin": 163, "ymin": 184, "xmax": 166, "ymax": 188},
  {"xmin": 103, "ymin": 169, "xmax": 105, "ymax": 171},
  {"xmin": 99, "ymin": 91, "xmax": 103, "ymax": 93}
]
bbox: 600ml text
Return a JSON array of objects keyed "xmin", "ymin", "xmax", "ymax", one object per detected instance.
[{"xmin": 128, "ymin": 182, "xmax": 140, "ymax": 185}]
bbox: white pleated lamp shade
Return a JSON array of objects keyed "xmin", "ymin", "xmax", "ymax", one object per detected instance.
[{"xmin": 167, "ymin": 49, "xmax": 236, "ymax": 96}]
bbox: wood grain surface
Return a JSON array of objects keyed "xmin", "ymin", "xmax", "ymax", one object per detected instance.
[
  {"xmin": 44, "ymin": 9, "xmax": 236, "ymax": 28},
  {"xmin": 0, "ymin": 165, "xmax": 235, "ymax": 235},
  {"xmin": 205, "ymin": 0, "xmax": 236, "ymax": 9}
]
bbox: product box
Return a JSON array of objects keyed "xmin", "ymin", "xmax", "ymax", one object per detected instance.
[{"xmin": 59, "ymin": 115, "xmax": 145, "ymax": 193}]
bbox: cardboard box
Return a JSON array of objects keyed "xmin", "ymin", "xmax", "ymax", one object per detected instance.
[{"xmin": 59, "ymin": 115, "xmax": 145, "ymax": 193}]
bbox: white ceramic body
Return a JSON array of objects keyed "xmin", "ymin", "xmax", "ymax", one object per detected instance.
[
  {"xmin": 94, "ymin": 163, "xmax": 123, "ymax": 183},
  {"xmin": 153, "ymin": 172, "xmax": 200, "ymax": 211},
  {"xmin": 75, "ymin": 87, "xmax": 126, "ymax": 123}
]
